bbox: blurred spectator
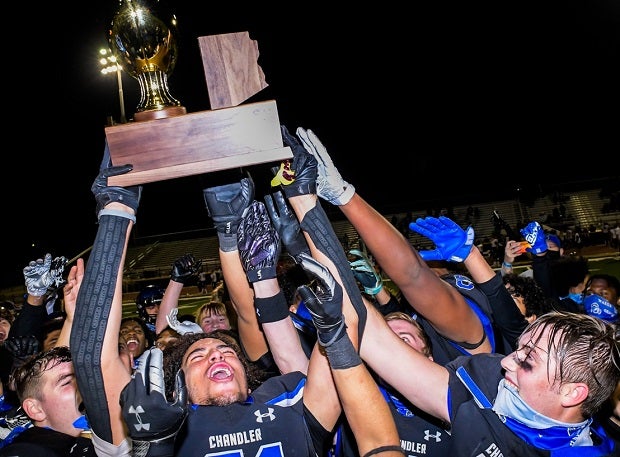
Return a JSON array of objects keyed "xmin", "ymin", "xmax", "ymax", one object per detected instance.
[{"xmin": 135, "ymin": 284, "xmax": 165, "ymax": 333}]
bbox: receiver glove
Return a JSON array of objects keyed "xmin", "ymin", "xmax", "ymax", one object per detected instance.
[
  {"xmin": 409, "ymin": 216, "xmax": 474, "ymax": 262},
  {"xmin": 203, "ymin": 177, "xmax": 254, "ymax": 252},
  {"xmin": 296, "ymin": 127, "xmax": 355, "ymax": 206},
  {"xmin": 519, "ymin": 221, "xmax": 548, "ymax": 254},
  {"xmin": 120, "ymin": 348, "xmax": 187, "ymax": 457},
  {"xmin": 264, "ymin": 190, "xmax": 310, "ymax": 260},
  {"xmin": 170, "ymin": 254, "xmax": 202, "ymax": 285},
  {"xmin": 348, "ymin": 249, "xmax": 383, "ymax": 295},
  {"xmin": 237, "ymin": 201, "xmax": 281, "ymax": 283}
]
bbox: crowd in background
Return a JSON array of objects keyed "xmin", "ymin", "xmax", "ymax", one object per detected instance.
[{"xmin": 0, "ymin": 127, "xmax": 618, "ymax": 456}]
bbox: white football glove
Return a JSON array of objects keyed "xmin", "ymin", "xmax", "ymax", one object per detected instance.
[
  {"xmin": 166, "ymin": 308, "xmax": 203, "ymax": 335},
  {"xmin": 296, "ymin": 127, "xmax": 355, "ymax": 206}
]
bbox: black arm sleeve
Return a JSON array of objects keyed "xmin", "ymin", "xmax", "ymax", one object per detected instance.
[
  {"xmin": 477, "ymin": 272, "xmax": 527, "ymax": 353},
  {"xmin": 300, "ymin": 203, "xmax": 367, "ymax": 342},
  {"xmin": 531, "ymin": 254, "xmax": 555, "ymax": 300},
  {"xmin": 70, "ymin": 214, "xmax": 130, "ymax": 444}
]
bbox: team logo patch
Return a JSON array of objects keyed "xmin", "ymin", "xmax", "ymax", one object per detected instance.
[{"xmin": 254, "ymin": 408, "xmax": 276, "ymax": 423}]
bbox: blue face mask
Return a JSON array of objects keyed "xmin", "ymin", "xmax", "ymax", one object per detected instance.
[{"xmin": 566, "ymin": 292, "xmax": 584, "ymax": 304}]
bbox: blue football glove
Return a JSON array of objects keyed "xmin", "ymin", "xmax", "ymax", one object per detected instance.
[
  {"xmin": 348, "ymin": 249, "xmax": 383, "ymax": 295},
  {"xmin": 519, "ymin": 221, "xmax": 548, "ymax": 254},
  {"xmin": 409, "ymin": 216, "xmax": 474, "ymax": 262},
  {"xmin": 583, "ymin": 294, "xmax": 618, "ymax": 322}
]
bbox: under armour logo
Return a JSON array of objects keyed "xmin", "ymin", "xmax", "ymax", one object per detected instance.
[
  {"xmin": 254, "ymin": 408, "xmax": 275, "ymax": 423},
  {"xmin": 423, "ymin": 430, "xmax": 442, "ymax": 442},
  {"xmin": 257, "ymin": 270, "xmax": 263, "ymax": 280},
  {"xmin": 128, "ymin": 405, "xmax": 151, "ymax": 431}
]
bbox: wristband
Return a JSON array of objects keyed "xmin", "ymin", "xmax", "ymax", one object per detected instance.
[
  {"xmin": 98, "ymin": 208, "xmax": 136, "ymax": 224},
  {"xmin": 217, "ymin": 232, "xmax": 238, "ymax": 252},
  {"xmin": 255, "ymin": 291, "xmax": 289, "ymax": 323},
  {"xmin": 502, "ymin": 261, "xmax": 512, "ymax": 268},
  {"xmin": 363, "ymin": 446, "xmax": 405, "ymax": 457}
]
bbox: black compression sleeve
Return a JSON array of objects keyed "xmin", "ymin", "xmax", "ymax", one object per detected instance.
[
  {"xmin": 70, "ymin": 214, "xmax": 129, "ymax": 443},
  {"xmin": 300, "ymin": 203, "xmax": 367, "ymax": 342}
]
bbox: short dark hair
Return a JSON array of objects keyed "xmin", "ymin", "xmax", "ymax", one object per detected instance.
[
  {"xmin": 13, "ymin": 346, "xmax": 72, "ymax": 403},
  {"xmin": 120, "ymin": 316, "xmax": 155, "ymax": 347}
]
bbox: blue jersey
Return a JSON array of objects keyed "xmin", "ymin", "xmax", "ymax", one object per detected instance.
[
  {"xmin": 446, "ymin": 354, "xmax": 618, "ymax": 456},
  {"xmin": 176, "ymin": 371, "xmax": 330, "ymax": 456},
  {"xmin": 334, "ymin": 383, "xmax": 452, "ymax": 457}
]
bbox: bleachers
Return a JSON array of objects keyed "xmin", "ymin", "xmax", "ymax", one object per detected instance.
[
  {"xmin": 121, "ymin": 183, "xmax": 619, "ymax": 288},
  {"xmin": 124, "ymin": 235, "xmax": 221, "ymax": 285}
]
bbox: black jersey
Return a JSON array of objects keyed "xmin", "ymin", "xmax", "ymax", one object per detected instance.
[
  {"xmin": 0, "ymin": 426, "xmax": 96, "ymax": 457},
  {"xmin": 445, "ymin": 354, "xmax": 618, "ymax": 456},
  {"xmin": 334, "ymin": 383, "xmax": 452, "ymax": 457},
  {"xmin": 176, "ymin": 371, "xmax": 330, "ymax": 457}
]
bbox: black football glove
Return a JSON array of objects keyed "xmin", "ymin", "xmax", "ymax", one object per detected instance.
[
  {"xmin": 5, "ymin": 335, "xmax": 39, "ymax": 371},
  {"xmin": 203, "ymin": 177, "xmax": 254, "ymax": 252},
  {"xmin": 91, "ymin": 141, "xmax": 142, "ymax": 216},
  {"xmin": 296, "ymin": 252, "xmax": 345, "ymax": 347},
  {"xmin": 296, "ymin": 253, "xmax": 361, "ymax": 369},
  {"xmin": 120, "ymin": 348, "xmax": 187, "ymax": 457},
  {"xmin": 237, "ymin": 201, "xmax": 281, "ymax": 283},
  {"xmin": 170, "ymin": 254, "xmax": 202, "ymax": 285},
  {"xmin": 273, "ymin": 125, "xmax": 318, "ymax": 198},
  {"xmin": 264, "ymin": 190, "xmax": 310, "ymax": 260}
]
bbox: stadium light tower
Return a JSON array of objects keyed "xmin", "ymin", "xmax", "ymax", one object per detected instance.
[{"xmin": 98, "ymin": 48, "xmax": 127, "ymax": 124}]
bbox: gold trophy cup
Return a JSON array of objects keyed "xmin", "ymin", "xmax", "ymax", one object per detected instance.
[{"xmin": 108, "ymin": 0, "xmax": 186, "ymax": 121}]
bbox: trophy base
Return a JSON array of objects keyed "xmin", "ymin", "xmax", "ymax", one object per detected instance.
[
  {"xmin": 105, "ymin": 99, "xmax": 292, "ymax": 187},
  {"xmin": 133, "ymin": 106, "xmax": 187, "ymax": 122}
]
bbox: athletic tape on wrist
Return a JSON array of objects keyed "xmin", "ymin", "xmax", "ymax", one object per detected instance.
[
  {"xmin": 254, "ymin": 291, "xmax": 289, "ymax": 323},
  {"xmin": 300, "ymin": 203, "xmax": 367, "ymax": 341},
  {"xmin": 324, "ymin": 331, "xmax": 362, "ymax": 370}
]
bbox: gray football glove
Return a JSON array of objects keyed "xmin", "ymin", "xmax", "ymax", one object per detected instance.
[
  {"xmin": 296, "ymin": 127, "xmax": 355, "ymax": 206},
  {"xmin": 23, "ymin": 253, "xmax": 67, "ymax": 296}
]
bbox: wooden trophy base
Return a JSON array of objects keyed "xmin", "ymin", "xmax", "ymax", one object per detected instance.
[
  {"xmin": 106, "ymin": 99, "xmax": 291, "ymax": 187},
  {"xmin": 105, "ymin": 31, "xmax": 291, "ymax": 186},
  {"xmin": 133, "ymin": 105, "xmax": 187, "ymax": 122}
]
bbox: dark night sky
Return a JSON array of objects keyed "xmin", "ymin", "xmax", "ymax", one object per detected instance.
[{"xmin": 1, "ymin": 1, "xmax": 618, "ymax": 288}]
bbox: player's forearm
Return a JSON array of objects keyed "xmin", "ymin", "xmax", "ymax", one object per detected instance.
[
  {"xmin": 332, "ymin": 364, "xmax": 402, "ymax": 457},
  {"xmin": 157, "ymin": 280, "xmax": 184, "ymax": 335}
]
